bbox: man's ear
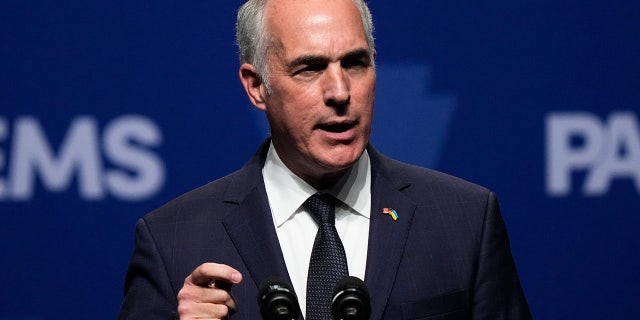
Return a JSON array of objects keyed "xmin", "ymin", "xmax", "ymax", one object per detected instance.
[{"xmin": 239, "ymin": 63, "xmax": 267, "ymax": 111}]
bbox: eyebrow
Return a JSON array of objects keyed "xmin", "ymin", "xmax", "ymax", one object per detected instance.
[
  {"xmin": 289, "ymin": 48, "xmax": 371, "ymax": 68},
  {"xmin": 341, "ymin": 48, "xmax": 371, "ymax": 62}
]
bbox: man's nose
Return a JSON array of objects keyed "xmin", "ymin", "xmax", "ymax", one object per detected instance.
[{"xmin": 322, "ymin": 64, "xmax": 350, "ymax": 108}]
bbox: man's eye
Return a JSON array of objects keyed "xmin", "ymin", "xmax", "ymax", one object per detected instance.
[
  {"xmin": 294, "ymin": 64, "xmax": 324, "ymax": 76},
  {"xmin": 342, "ymin": 59, "xmax": 368, "ymax": 69}
]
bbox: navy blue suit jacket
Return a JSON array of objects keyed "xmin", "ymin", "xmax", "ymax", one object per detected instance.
[{"xmin": 118, "ymin": 141, "xmax": 531, "ymax": 319}]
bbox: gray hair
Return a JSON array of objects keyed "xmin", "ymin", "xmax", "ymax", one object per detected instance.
[{"xmin": 236, "ymin": 0, "xmax": 376, "ymax": 92}]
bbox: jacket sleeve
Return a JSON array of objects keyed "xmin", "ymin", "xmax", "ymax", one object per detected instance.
[
  {"xmin": 472, "ymin": 192, "xmax": 532, "ymax": 319},
  {"xmin": 118, "ymin": 217, "xmax": 179, "ymax": 320}
]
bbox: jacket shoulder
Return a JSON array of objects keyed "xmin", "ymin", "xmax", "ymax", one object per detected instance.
[
  {"xmin": 374, "ymin": 152, "xmax": 493, "ymax": 202},
  {"xmin": 141, "ymin": 140, "xmax": 269, "ymax": 225},
  {"xmin": 141, "ymin": 167, "xmax": 250, "ymax": 224}
]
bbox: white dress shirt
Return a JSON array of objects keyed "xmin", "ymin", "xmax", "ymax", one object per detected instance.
[{"xmin": 262, "ymin": 143, "xmax": 371, "ymax": 317}]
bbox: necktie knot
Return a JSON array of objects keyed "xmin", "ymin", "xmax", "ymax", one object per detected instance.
[{"xmin": 303, "ymin": 193, "xmax": 337, "ymax": 224}]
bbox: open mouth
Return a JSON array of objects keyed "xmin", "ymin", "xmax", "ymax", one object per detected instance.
[{"xmin": 317, "ymin": 121, "xmax": 356, "ymax": 133}]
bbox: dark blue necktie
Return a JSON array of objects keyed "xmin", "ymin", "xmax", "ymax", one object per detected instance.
[{"xmin": 304, "ymin": 193, "xmax": 349, "ymax": 320}]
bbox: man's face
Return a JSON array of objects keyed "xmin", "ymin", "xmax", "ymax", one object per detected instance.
[{"xmin": 258, "ymin": 0, "xmax": 376, "ymax": 187}]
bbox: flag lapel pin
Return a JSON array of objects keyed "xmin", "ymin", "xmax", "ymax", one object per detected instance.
[{"xmin": 382, "ymin": 207, "xmax": 399, "ymax": 221}]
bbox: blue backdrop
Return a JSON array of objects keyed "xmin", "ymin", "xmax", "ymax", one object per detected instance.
[{"xmin": 1, "ymin": 1, "xmax": 638, "ymax": 319}]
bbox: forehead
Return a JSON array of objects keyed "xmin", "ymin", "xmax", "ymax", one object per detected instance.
[{"xmin": 264, "ymin": 0, "xmax": 368, "ymax": 58}]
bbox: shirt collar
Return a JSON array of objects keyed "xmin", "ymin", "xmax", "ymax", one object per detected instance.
[{"xmin": 262, "ymin": 142, "xmax": 371, "ymax": 227}]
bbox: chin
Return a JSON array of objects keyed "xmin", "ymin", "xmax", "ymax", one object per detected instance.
[{"xmin": 320, "ymin": 145, "xmax": 364, "ymax": 168}]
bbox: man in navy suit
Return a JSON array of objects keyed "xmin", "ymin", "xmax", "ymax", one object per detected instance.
[{"xmin": 118, "ymin": 0, "xmax": 531, "ymax": 319}]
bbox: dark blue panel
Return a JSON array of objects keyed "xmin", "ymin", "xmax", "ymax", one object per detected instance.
[{"xmin": 1, "ymin": 0, "xmax": 638, "ymax": 319}]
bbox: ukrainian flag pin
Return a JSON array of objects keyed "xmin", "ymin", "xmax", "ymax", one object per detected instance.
[{"xmin": 382, "ymin": 208, "xmax": 399, "ymax": 221}]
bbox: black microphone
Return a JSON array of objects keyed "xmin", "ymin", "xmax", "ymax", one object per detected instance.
[
  {"xmin": 332, "ymin": 276, "xmax": 371, "ymax": 320},
  {"xmin": 257, "ymin": 278, "xmax": 300, "ymax": 320}
]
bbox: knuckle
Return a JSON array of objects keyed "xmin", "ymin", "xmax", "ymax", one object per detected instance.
[
  {"xmin": 193, "ymin": 264, "xmax": 206, "ymax": 276},
  {"xmin": 176, "ymin": 300, "xmax": 193, "ymax": 316},
  {"xmin": 177, "ymin": 287, "xmax": 193, "ymax": 302},
  {"xmin": 176, "ymin": 303, "xmax": 187, "ymax": 315}
]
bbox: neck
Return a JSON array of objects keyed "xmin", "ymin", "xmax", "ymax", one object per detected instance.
[{"xmin": 298, "ymin": 168, "xmax": 350, "ymax": 190}]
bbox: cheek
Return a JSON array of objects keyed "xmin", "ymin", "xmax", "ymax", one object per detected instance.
[
  {"xmin": 279, "ymin": 98, "xmax": 319, "ymax": 129},
  {"xmin": 352, "ymin": 75, "xmax": 376, "ymax": 100},
  {"xmin": 269, "ymin": 103, "xmax": 312, "ymax": 137}
]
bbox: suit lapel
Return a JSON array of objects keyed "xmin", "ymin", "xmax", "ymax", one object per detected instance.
[
  {"xmin": 220, "ymin": 141, "xmax": 293, "ymax": 289},
  {"xmin": 222, "ymin": 184, "xmax": 292, "ymax": 287},
  {"xmin": 221, "ymin": 141, "xmax": 304, "ymax": 319},
  {"xmin": 365, "ymin": 149, "xmax": 417, "ymax": 320}
]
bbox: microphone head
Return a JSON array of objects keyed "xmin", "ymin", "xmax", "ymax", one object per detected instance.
[
  {"xmin": 332, "ymin": 276, "xmax": 371, "ymax": 320},
  {"xmin": 257, "ymin": 278, "xmax": 300, "ymax": 320}
]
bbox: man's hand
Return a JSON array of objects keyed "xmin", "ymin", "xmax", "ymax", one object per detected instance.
[{"xmin": 177, "ymin": 263, "xmax": 243, "ymax": 319}]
